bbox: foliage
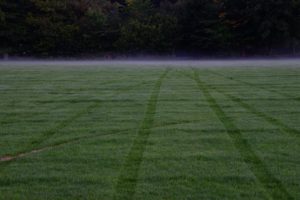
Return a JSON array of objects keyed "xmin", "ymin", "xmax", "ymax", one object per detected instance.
[
  {"xmin": 0, "ymin": 0, "xmax": 299, "ymax": 56},
  {"xmin": 117, "ymin": 13, "xmax": 177, "ymax": 53},
  {"xmin": 222, "ymin": 0, "xmax": 300, "ymax": 54},
  {"xmin": 175, "ymin": 0, "xmax": 229, "ymax": 54}
]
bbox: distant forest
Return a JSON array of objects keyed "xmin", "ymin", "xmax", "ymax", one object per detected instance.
[{"xmin": 1, "ymin": 0, "xmax": 300, "ymax": 57}]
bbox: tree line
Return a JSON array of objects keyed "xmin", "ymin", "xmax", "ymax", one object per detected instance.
[{"xmin": 0, "ymin": 0, "xmax": 300, "ymax": 57}]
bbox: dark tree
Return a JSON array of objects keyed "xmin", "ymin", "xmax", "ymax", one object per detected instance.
[
  {"xmin": 0, "ymin": 0, "xmax": 299, "ymax": 56},
  {"xmin": 222, "ymin": 0, "xmax": 300, "ymax": 55},
  {"xmin": 175, "ymin": 0, "xmax": 230, "ymax": 55}
]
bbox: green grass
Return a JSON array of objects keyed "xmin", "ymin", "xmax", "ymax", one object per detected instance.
[{"xmin": 0, "ymin": 65, "xmax": 299, "ymax": 199}]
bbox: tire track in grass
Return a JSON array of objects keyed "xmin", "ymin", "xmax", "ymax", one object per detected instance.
[
  {"xmin": 0, "ymin": 81, "xmax": 148, "ymax": 160},
  {"xmin": 208, "ymin": 86, "xmax": 299, "ymax": 137},
  {"xmin": 0, "ymin": 79, "xmax": 129, "ymax": 146},
  {"xmin": 208, "ymin": 70, "xmax": 300, "ymax": 102},
  {"xmin": 0, "ymin": 80, "xmax": 150, "ymax": 176},
  {"xmin": 182, "ymin": 71, "xmax": 299, "ymax": 137},
  {"xmin": 113, "ymin": 69, "xmax": 170, "ymax": 200},
  {"xmin": 0, "ymin": 129, "xmax": 133, "ymax": 163},
  {"xmin": 192, "ymin": 69, "xmax": 294, "ymax": 200},
  {"xmin": 30, "ymin": 103, "xmax": 98, "ymax": 146},
  {"xmin": 0, "ymin": 79, "xmax": 119, "ymax": 125},
  {"xmin": 202, "ymin": 71, "xmax": 299, "ymax": 137}
]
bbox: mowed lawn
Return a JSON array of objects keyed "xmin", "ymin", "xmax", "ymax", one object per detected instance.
[{"xmin": 0, "ymin": 65, "xmax": 299, "ymax": 199}]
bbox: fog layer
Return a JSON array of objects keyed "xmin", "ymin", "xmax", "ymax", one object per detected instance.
[{"xmin": 0, "ymin": 59, "xmax": 300, "ymax": 68}]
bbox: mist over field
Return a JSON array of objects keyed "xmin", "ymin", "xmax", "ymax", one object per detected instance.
[{"xmin": 1, "ymin": 58, "xmax": 300, "ymax": 68}]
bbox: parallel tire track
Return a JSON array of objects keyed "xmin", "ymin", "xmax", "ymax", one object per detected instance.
[
  {"xmin": 208, "ymin": 70, "xmax": 300, "ymax": 102},
  {"xmin": 210, "ymin": 87, "xmax": 299, "ymax": 137},
  {"xmin": 193, "ymin": 69, "xmax": 294, "ymax": 200},
  {"xmin": 182, "ymin": 71, "xmax": 299, "ymax": 137},
  {"xmin": 113, "ymin": 69, "xmax": 170, "ymax": 200}
]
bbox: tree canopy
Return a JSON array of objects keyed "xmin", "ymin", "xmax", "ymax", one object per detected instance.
[{"xmin": 0, "ymin": 0, "xmax": 299, "ymax": 57}]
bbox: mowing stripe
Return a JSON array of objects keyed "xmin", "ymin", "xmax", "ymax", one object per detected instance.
[
  {"xmin": 152, "ymin": 119, "xmax": 202, "ymax": 129},
  {"xmin": 113, "ymin": 69, "xmax": 169, "ymax": 200},
  {"xmin": 193, "ymin": 69, "xmax": 294, "ymax": 200},
  {"xmin": 208, "ymin": 70, "xmax": 300, "ymax": 103}
]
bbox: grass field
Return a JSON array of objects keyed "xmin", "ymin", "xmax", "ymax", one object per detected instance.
[{"xmin": 0, "ymin": 64, "xmax": 299, "ymax": 199}]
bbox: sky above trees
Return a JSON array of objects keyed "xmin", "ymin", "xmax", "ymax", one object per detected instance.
[{"xmin": 0, "ymin": 0, "xmax": 299, "ymax": 57}]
